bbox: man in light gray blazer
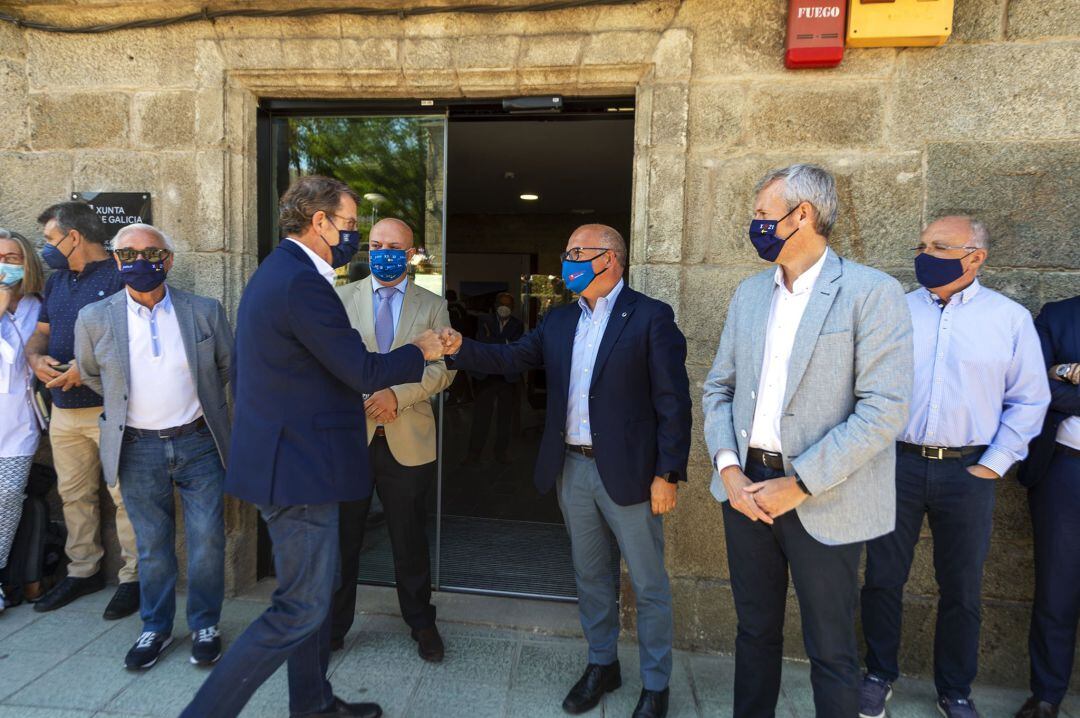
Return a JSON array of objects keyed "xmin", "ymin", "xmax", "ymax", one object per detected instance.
[
  {"xmin": 702, "ymin": 164, "xmax": 913, "ymax": 718},
  {"xmin": 75, "ymin": 223, "xmax": 233, "ymax": 673}
]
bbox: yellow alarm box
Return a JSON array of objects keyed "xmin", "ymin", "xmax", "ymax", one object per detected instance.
[{"xmin": 847, "ymin": 0, "xmax": 954, "ymax": 47}]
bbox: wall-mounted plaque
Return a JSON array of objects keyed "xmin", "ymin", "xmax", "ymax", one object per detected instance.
[{"xmin": 71, "ymin": 192, "xmax": 152, "ymax": 238}]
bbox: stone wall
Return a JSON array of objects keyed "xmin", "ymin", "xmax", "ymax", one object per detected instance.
[{"xmin": 0, "ymin": 0, "xmax": 1077, "ymax": 689}]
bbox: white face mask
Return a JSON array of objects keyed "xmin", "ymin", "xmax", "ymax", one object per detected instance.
[{"xmin": 495, "ymin": 305, "xmax": 512, "ymax": 319}]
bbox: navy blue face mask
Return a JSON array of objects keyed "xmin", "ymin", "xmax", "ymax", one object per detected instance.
[
  {"xmin": 748, "ymin": 205, "xmax": 800, "ymax": 262},
  {"xmin": 119, "ymin": 258, "xmax": 167, "ymax": 292},
  {"xmin": 914, "ymin": 251, "xmax": 975, "ymax": 289},
  {"xmin": 42, "ymin": 233, "xmax": 74, "ymax": 270},
  {"xmin": 320, "ymin": 218, "xmax": 361, "ymax": 269}
]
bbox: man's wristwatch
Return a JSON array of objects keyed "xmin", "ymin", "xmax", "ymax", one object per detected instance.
[
  {"xmin": 1056, "ymin": 363, "xmax": 1074, "ymax": 379},
  {"xmin": 794, "ymin": 474, "xmax": 812, "ymax": 496}
]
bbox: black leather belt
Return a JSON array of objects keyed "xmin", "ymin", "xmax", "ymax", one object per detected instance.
[
  {"xmin": 1056, "ymin": 443, "xmax": 1080, "ymax": 459},
  {"xmin": 125, "ymin": 416, "xmax": 206, "ymax": 440},
  {"xmin": 747, "ymin": 447, "xmax": 785, "ymax": 471},
  {"xmin": 899, "ymin": 442, "xmax": 986, "ymax": 460},
  {"xmin": 566, "ymin": 444, "xmax": 595, "ymax": 458}
]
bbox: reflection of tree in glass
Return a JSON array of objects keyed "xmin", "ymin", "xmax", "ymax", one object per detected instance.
[{"xmin": 288, "ymin": 117, "xmax": 427, "ymax": 241}]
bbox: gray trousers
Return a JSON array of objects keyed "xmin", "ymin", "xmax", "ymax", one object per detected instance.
[{"xmin": 557, "ymin": 450, "xmax": 674, "ymax": 691}]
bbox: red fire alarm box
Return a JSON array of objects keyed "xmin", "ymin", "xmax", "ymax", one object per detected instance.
[{"xmin": 786, "ymin": 0, "xmax": 847, "ymax": 69}]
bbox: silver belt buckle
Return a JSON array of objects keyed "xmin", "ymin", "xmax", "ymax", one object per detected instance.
[{"xmin": 922, "ymin": 446, "xmax": 945, "ymax": 460}]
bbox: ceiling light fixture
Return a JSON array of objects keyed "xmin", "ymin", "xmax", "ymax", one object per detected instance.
[{"xmin": 520, "ymin": 193, "xmax": 540, "ymax": 201}]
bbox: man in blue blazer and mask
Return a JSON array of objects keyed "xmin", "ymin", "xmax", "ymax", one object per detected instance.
[
  {"xmin": 440, "ymin": 224, "xmax": 692, "ymax": 718},
  {"xmin": 182, "ymin": 176, "xmax": 445, "ymax": 718}
]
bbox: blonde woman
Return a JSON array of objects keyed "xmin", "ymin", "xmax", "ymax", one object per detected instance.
[{"xmin": 0, "ymin": 228, "xmax": 45, "ymax": 612}]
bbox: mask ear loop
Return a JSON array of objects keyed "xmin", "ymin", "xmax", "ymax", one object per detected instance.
[{"xmin": 777, "ymin": 203, "xmax": 803, "ymax": 242}]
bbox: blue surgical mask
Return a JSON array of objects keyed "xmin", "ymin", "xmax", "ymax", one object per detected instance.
[
  {"xmin": 0, "ymin": 263, "xmax": 24, "ymax": 286},
  {"xmin": 748, "ymin": 205, "xmax": 800, "ymax": 262},
  {"xmin": 369, "ymin": 248, "xmax": 408, "ymax": 283},
  {"xmin": 319, "ymin": 218, "xmax": 361, "ymax": 269},
  {"xmin": 119, "ymin": 258, "xmax": 167, "ymax": 293},
  {"xmin": 914, "ymin": 252, "xmax": 973, "ymax": 290},
  {"xmin": 42, "ymin": 235, "xmax": 73, "ymax": 271},
  {"xmin": 562, "ymin": 252, "xmax": 609, "ymax": 295}
]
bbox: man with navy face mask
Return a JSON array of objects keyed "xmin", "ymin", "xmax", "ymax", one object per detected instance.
[
  {"xmin": 439, "ymin": 224, "xmax": 691, "ymax": 718},
  {"xmin": 859, "ymin": 216, "xmax": 1050, "ymax": 718},
  {"xmin": 330, "ymin": 217, "xmax": 454, "ymax": 662}
]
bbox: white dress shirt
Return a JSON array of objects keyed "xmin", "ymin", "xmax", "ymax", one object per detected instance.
[
  {"xmin": 125, "ymin": 288, "xmax": 204, "ymax": 431},
  {"xmin": 0, "ymin": 295, "xmax": 43, "ymax": 458},
  {"xmin": 371, "ymin": 274, "xmax": 408, "ymax": 331},
  {"xmin": 287, "ymin": 238, "xmax": 336, "ymax": 286},
  {"xmin": 1057, "ymin": 417, "xmax": 1080, "ymax": 451},
  {"xmin": 566, "ymin": 279, "xmax": 624, "ymax": 445},
  {"xmin": 715, "ymin": 248, "xmax": 830, "ymax": 473}
]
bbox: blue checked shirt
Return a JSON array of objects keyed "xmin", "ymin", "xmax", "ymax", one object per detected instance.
[
  {"xmin": 901, "ymin": 279, "xmax": 1050, "ymax": 477},
  {"xmin": 566, "ymin": 279, "xmax": 624, "ymax": 446}
]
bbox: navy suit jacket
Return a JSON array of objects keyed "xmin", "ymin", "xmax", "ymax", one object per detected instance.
[
  {"xmin": 450, "ymin": 286, "xmax": 691, "ymax": 506},
  {"xmin": 226, "ymin": 240, "xmax": 425, "ymax": 506},
  {"xmin": 1020, "ymin": 295, "xmax": 1080, "ymax": 488}
]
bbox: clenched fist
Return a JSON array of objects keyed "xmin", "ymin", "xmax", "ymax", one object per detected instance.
[
  {"xmin": 438, "ymin": 327, "xmax": 463, "ymax": 355},
  {"xmin": 411, "ymin": 329, "xmax": 445, "ymax": 361}
]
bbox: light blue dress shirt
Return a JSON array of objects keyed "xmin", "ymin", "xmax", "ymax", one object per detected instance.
[
  {"xmin": 371, "ymin": 275, "xmax": 408, "ymax": 334},
  {"xmin": 901, "ymin": 279, "xmax": 1050, "ymax": 477},
  {"xmin": 566, "ymin": 279, "xmax": 624, "ymax": 446}
]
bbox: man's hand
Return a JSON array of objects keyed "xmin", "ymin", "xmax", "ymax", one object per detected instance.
[
  {"xmin": 0, "ymin": 285, "xmax": 12, "ymax": 316},
  {"xmin": 651, "ymin": 477, "xmax": 677, "ymax": 515},
  {"xmin": 439, "ymin": 327, "xmax": 462, "ymax": 355},
  {"xmin": 45, "ymin": 361, "xmax": 83, "ymax": 392},
  {"xmin": 720, "ymin": 465, "xmax": 773, "ymax": 524},
  {"xmin": 31, "ymin": 353, "xmax": 64, "ymax": 383},
  {"xmin": 966, "ymin": 464, "xmax": 1000, "ymax": 480},
  {"xmin": 364, "ymin": 388, "xmax": 398, "ymax": 424},
  {"xmin": 411, "ymin": 330, "xmax": 445, "ymax": 361},
  {"xmin": 744, "ymin": 476, "xmax": 808, "ymax": 519}
]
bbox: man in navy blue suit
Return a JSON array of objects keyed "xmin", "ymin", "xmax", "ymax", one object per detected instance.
[
  {"xmin": 182, "ymin": 176, "xmax": 444, "ymax": 718},
  {"xmin": 1015, "ymin": 295, "xmax": 1080, "ymax": 718},
  {"xmin": 440, "ymin": 224, "xmax": 691, "ymax": 718}
]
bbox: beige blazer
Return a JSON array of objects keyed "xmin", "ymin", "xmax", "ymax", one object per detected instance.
[{"xmin": 336, "ymin": 276, "xmax": 454, "ymax": 466}]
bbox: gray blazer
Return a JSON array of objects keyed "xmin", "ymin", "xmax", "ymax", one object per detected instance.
[
  {"xmin": 74, "ymin": 286, "xmax": 233, "ymax": 487},
  {"xmin": 702, "ymin": 250, "xmax": 914, "ymax": 545}
]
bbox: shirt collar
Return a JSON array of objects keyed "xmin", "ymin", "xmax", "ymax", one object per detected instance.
[
  {"xmin": 286, "ymin": 238, "xmax": 336, "ymax": 285},
  {"xmin": 125, "ymin": 285, "xmax": 172, "ymax": 318},
  {"xmin": 578, "ymin": 278, "xmax": 625, "ymax": 317},
  {"xmin": 773, "ymin": 247, "xmax": 829, "ymax": 296},
  {"xmin": 371, "ymin": 274, "xmax": 408, "ymax": 296},
  {"xmin": 921, "ymin": 277, "xmax": 982, "ymax": 307},
  {"xmin": 74, "ymin": 258, "xmax": 113, "ymax": 279}
]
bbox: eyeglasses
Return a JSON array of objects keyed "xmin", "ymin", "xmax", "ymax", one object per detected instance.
[
  {"xmin": 331, "ymin": 214, "xmax": 359, "ymax": 231},
  {"xmin": 114, "ymin": 247, "xmax": 172, "ymax": 263},
  {"xmin": 0, "ymin": 252, "xmax": 23, "ymax": 264},
  {"xmin": 911, "ymin": 243, "xmax": 979, "ymax": 254},
  {"xmin": 560, "ymin": 247, "xmax": 609, "ymax": 262}
]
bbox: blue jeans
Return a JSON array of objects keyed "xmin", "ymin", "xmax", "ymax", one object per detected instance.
[
  {"xmin": 117, "ymin": 427, "xmax": 225, "ymax": 634},
  {"xmin": 181, "ymin": 502, "xmax": 339, "ymax": 718},
  {"xmin": 557, "ymin": 450, "xmax": 673, "ymax": 692},
  {"xmin": 862, "ymin": 448, "xmax": 995, "ymax": 699}
]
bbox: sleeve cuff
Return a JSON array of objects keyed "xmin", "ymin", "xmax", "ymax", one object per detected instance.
[
  {"xmin": 978, "ymin": 445, "xmax": 1017, "ymax": 478},
  {"xmin": 714, "ymin": 449, "xmax": 740, "ymax": 474}
]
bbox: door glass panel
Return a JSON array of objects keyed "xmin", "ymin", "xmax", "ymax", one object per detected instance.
[{"xmin": 269, "ymin": 113, "xmax": 447, "ymax": 590}]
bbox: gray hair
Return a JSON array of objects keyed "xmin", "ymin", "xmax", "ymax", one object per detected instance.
[
  {"xmin": 595, "ymin": 225, "xmax": 627, "ymax": 268},
  {"xmin": 969, "ymin": 218, "xmax": 990, "ymax": 249},
  {"xmin": 112, "ymin": 223, "xmax": 175, "ymax": 252},
  {"xmin": 753, "ymin": 163, "xmax": 839, "ymax": 238}
]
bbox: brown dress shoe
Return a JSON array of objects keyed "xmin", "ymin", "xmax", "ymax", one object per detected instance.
[
  {"xmin": 411, "ymin": 625, "xmax": 445, "ymax": 663},
  {"xmin": 1015, "ymin": 696, "xmax": 1059, "ymax": 718}
]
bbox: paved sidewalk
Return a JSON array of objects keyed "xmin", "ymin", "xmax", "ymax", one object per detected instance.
[{"xmin": 0, "ymin": 582, "xmax": 1063, "ymax": 718}]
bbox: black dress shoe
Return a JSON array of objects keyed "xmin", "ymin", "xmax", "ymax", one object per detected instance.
[
  {"xmin": 1016, "ymin": 696, "xmax": 1059, "ymax": 718},
  {"xmin": 632, "ymin": 687, "xmax": 669, "ymax": 718},
  {"xmin": 411, "ymin": 625, "xmax": 444, "ymax": 663},
  {"xmin": 34, "ymin": 572, "xmax": 105, "ymax": 613},
  {"xmin": 562, "ymin": 661, "xmax": 621, "ymax": 714},
  {"xmin": 293, "ymin": 696, "xmax": 382, "ymax": 717},
  {"xmin": 104, "ymin": 581, "xmax": 141, "ymax": 620}
]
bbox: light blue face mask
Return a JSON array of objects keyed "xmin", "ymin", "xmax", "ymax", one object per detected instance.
[{"xmin": 0, "ymin": 262, "xmax": 24, "ymax": 287}]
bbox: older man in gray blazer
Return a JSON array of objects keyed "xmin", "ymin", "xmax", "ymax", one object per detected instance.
[
  {"xmin": 75, "ymin": 223, "xmax": 232, "ymax": 673},
  {"xmin": 703, "ymin": 164, "xmax": 913, "ymax": 718}
]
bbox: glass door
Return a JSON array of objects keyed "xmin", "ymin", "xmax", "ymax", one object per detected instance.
[{"xmin": 264, "ymin": 111, "xmax": 448, "ymax": 590}]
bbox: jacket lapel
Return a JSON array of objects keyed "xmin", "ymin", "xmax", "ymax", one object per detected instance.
[
  {"xmin": 108, "ymin": 292, "xmax": 131, "ymax": 388},
  {"xmin": 782, "ymin": 251, "xmax": 843, "ymax": 410},
  {"xmin": 353, "ymin": 277, "xmax": 377, "ymax": 351},
  {"xmin": 391, "ymin": 280, "xmax": 422, "ymax": 350},
  {"xmin": 554, "ymin": 303, "xmax": 582, "ymax": 405},
  {"xmin": 746, "ymin": 271, "xmax": 777, "ymax": 390},
  {"xmin": 171, "ymin": 288, "xmax": 201, "ymax": 387},
  {"xmin": 590, "ymin": 288, "xmax": 637, "ymax": 389}
]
